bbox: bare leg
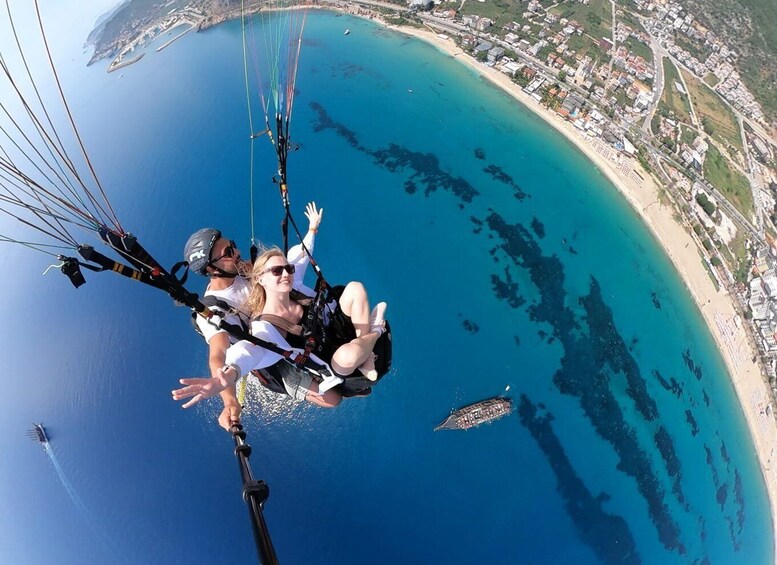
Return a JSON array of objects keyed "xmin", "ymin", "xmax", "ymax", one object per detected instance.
[
  {"xmin": 305, "ymin": 381, "xmax": 342, "ymax": 408},
  {"xmin": 338, "ymin": 282, "xmax": 370, "ymax": 337},
  {"xmin": 333, "ymin": 293, "xmax": 387, "ymax": 380},
  {"xmin": 332, "ymin": 335, "xmax": 380, "ymax": 376}
]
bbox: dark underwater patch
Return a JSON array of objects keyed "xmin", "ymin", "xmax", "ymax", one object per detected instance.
[
  {"xmin": 727, "ymin": 516, "xmax": 742, "ymax": 551},
  {"xmin": 490, "ymin": 266, "xmax": 526, "ymax": 309},
  {"xmin": 482, "ymin": 210, "xmax": 683, "ymax": 553},
  {"xmin": 482, "ymin": 164, "xmax": 527, "ymax": 200},
  {"xmin": 685, "ymin": 410, "xmax": 699, "ymax": 436},
  {"xmin": 654, "ymin": 426, "xmax": 686, "ymax": 504},
  {"xmin": 310, "ymin": 101, "xmax": 365, "ymax": 150},
  {"xmin": 517, "ymin": 395, "xmax": 640, "ymax": 565},
  {"xmin": 651, "ymin": 292, "xmax": 662, "ymax": 310},
  {"xmin": 578, "ymin": 280, "xmax": 659, "ymax": 423},
  {"xmin": 682, "ymin": 349, "xmax": 703, "ymax": 381},
  {"xmin": 310, "ymin": 102, "xmax": 479, "ymax": 203},
  {"xmin": 340, "ymin": 63, "xmax": 365, "ymax": 78},
  {"xmin": 717, "ymin": 484, "xmax": 728, "ymax": 508},
  {"xmin": 474, "ymin": 148, "xmax": 486, "ymax": 160},
  {"xmin": 720, "ymin": 442, "xmax": 730, "ymax": 465},
  {"xmin": 531, "ymin": 217, "xmax": 545, "ymax": 239},
  {"xmin": 702, "ymin": 389, "xmax": 710, "ymax": 407},
  {"xmin": 654, "ymin": 370, "xmax": 683, "ymax": 398},
  {"xmin": 698, "ymin": 516, "xmax": 707, "ymax": 542},
  {"xmin": 373, "ymin": 144, "xmax": 479, "ymax": 202},
  {"xmin": 705, "ymin": 444, "xmax": 721, "ymax": 490},
  {"xmin": 462, "ymin": 319, "xmax": 480, "ymax": 333},
  {"xmin": 734, "ymin": 470, "xmax": 745, "ymax": 542}
]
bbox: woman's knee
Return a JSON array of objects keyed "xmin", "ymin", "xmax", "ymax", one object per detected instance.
[
  {"xmin": 342, "ymin": 281, "xmax": 367, "ymax": 301},
  {"xmin": 332, "ymin": 345, "xmax": 360, "ymax": 371}
]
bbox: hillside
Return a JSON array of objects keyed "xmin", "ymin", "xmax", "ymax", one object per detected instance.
[{"xmin": 681, "ymin": 0, "xmax": 777, "ymax": 126}]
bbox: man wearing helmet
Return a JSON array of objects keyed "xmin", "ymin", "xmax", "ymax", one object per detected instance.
[{"xmin": 183, "ymin": 203, "xmax": 323, "ymax": 430}]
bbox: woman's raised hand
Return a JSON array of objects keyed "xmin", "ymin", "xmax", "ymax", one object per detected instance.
[{"xmin": 305, "ymin": 202, "xmax": 323, "ymax": 233}]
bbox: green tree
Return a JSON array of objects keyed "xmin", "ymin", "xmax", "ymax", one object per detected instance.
[
  {"xmin": 695, "ymin": 192, "xmax": 716, "ymax": 218},
  {"xmin": 702, "ymin": 116, "xmax": 715, "ymax": 136}
]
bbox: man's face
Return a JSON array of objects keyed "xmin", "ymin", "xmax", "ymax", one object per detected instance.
[{"xmin": 207, "ymin": 237, "xmax": 241, "ymax": 275}]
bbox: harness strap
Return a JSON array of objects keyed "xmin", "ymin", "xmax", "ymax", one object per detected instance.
[
  {"xmin": 256, "ymin": 311, "xmax": 316, "ymax": 367},
  {"xmin": 293, "ymin": 336, "xmax": 316, "ymax": 367},
  {"xmin": 289, "ymin": 289, "xmax": 313, "ymax": 306},
  {"xmin": 255, "ymin": 314, "xmax": 303, "ymax": 336}
]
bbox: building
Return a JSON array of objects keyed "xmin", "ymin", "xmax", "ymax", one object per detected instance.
[{"xmin": 408, "ymin": 0, "xmax": 434, "ymax": 10}]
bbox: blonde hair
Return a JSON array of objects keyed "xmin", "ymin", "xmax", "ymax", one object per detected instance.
[{"xmin": 243, "ymin": 246, "xmax": 286, "ymax": 317}]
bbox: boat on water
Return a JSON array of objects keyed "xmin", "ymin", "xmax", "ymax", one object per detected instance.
[
  {"xmin": 27, "ymin": 423, "xmax": 49, "ymax": 444},
  {"xmin": 434, "ymin": 397, "xmax": 512, "ymax": 431},
  {"xmin": 344, "ymin": 29, "xmax": 350, "ymax": 35}
]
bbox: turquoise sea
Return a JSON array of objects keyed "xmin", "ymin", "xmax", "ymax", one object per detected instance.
[{"xmin": 0, "ymin": 8, "xmax": 773, "ymax": 564}]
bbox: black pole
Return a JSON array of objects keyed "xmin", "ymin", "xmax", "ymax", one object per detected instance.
[{"xmin": 230, "ymin": 424, "xmax": 278, "ymax": 565}]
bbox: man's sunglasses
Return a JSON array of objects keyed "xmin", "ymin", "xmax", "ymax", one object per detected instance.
[
  {"xmin": 209, "ymin": 240, "xmax": 237, "ymax": 264},
  {"xmin": 261, "ymin": 264, "xmax": 296, "ymax": 276}
]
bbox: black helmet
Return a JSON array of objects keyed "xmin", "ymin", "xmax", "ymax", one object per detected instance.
[{"xmin": 184, "ymin": 228, "xmax": 221, "ymax": 275}]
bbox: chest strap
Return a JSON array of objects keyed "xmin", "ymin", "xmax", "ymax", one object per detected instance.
[
  {"xmin": 255, "ymin": 314, "xmax": 303, "ymax": 336},
  {"xmin": 256, "ymin": 312, "xmax": 316, "ymax": 366}
]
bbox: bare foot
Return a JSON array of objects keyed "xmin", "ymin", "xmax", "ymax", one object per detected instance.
[{"xmin": 369, "ymin": 302, "xmax": 387, "ymax": 335}]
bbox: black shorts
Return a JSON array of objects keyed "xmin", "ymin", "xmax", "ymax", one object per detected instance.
[{"xmin": 322, "ymin": 285, "xmax": 357, "ymax": 364}]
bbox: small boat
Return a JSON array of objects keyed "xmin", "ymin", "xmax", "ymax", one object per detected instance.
[
  {"xmin": 27, "ymin": 423, "xmax": 49, "ymax": 444},
  {"xmin": 434, "ymin": 397, "xmax": 512, "ymax": 431},
  {"xmin": 344, "ymin": 29, "xmax": 350, "ymax": 35}
]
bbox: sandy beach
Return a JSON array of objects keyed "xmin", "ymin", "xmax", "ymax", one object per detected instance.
[{"xmin": 380, "ymin": 21, "xmax": 777, "ymax": 554}]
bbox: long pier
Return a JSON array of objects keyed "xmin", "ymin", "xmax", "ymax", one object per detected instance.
[
  {"xmin": 108, "ymin": 52, "xmax": 145, "ymax": 73},
  {"xmin": 156, "ymin": 24, "xmax": 194, "ymax": 53}
]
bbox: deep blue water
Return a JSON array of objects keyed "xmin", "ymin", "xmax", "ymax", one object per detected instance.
[{"xmin": 0, "ymin": 9, "xmax": 773, "ymax": 564}]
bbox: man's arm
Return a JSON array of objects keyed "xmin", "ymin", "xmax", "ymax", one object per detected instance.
[
  {"xmin": 173, "ymin": 333, "xmax": 275, "ymax": 412},
  {"xmin": 208, "ymin": 332, "xmax": 242, "ymax": 431}
]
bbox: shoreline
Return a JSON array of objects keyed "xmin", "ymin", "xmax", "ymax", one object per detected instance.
[{"xmin": 379, "ymin": 19, "xmax": 777, "ymax": 557}]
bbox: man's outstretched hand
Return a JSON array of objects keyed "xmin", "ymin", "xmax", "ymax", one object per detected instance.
[{"xmin": 172, "ymin": 366, "xmax": 233, "ymax": 409}]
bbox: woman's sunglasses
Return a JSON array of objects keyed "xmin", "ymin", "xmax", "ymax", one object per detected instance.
[{"xmin": 261, "ymin": 264, "xmax": 296, "ymax": 276}]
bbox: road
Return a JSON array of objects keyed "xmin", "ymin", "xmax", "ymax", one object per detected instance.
[{"xmin": 740, "ymin": 116, "xmax": 765, "ymax": 235}]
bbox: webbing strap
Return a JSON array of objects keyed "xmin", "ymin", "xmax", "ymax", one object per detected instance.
[{"xmin": 80, "ymin": 231, "xmax": 333, "ymax": 378}]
